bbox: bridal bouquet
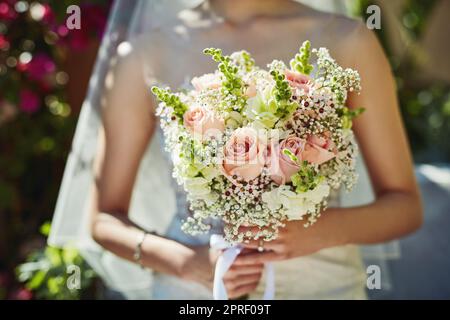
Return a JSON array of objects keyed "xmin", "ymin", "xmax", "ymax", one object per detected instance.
[{"xmin": 152, "ymin": 41, "xmax": 363, "ymax": 244}]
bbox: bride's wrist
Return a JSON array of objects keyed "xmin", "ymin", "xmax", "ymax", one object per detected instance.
[{"xmin": 178, "ymin": 245, "xmax": 216, "ymax": 284}]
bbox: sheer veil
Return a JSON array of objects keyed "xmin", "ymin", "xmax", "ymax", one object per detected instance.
[{"xmin": 48, "ymin": 0, "xmax": 399, "ymax": 298}]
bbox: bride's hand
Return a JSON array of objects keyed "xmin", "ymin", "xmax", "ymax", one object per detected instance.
[
  {"xmin": 238, "ymin": 220, "xmax": 327, "ymax": 263},
  {"xmin": 223, "ymin": 248, "xmax": 264, "ymax": 299},
  {"xmin": 179, "ymin": 245, "xmax": 218, "ymax": 289},
  {"xmin": 180, "ymin": 246, "xmax": 263, "ymax": 298}
]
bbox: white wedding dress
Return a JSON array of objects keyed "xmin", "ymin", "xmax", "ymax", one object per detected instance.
[{"xmin": 48, "ymin": 0, "xmax": 397, "ymax": 300}]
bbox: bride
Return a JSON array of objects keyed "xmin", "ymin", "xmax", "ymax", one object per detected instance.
[{"xmin": 49, "ymin": 0, "xmax": 422, "ymax": 299}]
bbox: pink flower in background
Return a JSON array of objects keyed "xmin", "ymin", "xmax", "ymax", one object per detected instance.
[
  {"xmin": 0, "ymin": 1, "xmax": 18, "ymax": 21},
  {"xmin": 11, "ymin": 288, "xmax": 33, "ymax": 300},
  {"xmin": 82, "ymin": 3, "xmax": 109, "ymax": 31},
  {"xmin": 24, "ymin": 54, "xmax": 56, "ymax": 82},
  {"xmin": 19, "ymin": 89, "xmax": 40, "ymax": 114},
  {"xmin": 57, "ymin": 3, "xmax": 110, "ymax": 51},
  {"xmin": 41, "ymin": 3, "xmax": 55, "ymax": 25},
  {"xmin": 0, "ymin": 34, "xmax": 9, "ymax": 50},
  {"xmin": 66, "ymin": 29, "xmax": 90, "ymax": 51}
]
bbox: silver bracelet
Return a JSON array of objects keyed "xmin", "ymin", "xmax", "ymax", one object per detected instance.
[{"xmin": 133, "ymin": 231, "xmax": 148, "ymax": 269}]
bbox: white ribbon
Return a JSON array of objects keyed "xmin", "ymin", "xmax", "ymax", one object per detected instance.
[{"xmin": 210, "ymin": 234, "xmax": 275, "ymax": 300}]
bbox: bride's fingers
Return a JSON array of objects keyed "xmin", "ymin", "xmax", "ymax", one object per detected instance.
[
  {"xmin": 233, "ymin": 251, "xmax": 282, "ymax": 265},
  {"xmin": 224, "ymin": 273, "xmax": 262, "ymax": 291},
  {"xmin": 228, "ymin": 282, "xmax": 260, "ymax": 299},
  {"xmin": 226, "ymin": 263, "xmax": 264, "ymax": 277},
  {"xmin": 241, "ymin": 239, "xmax": 281, "ymax": 251}
]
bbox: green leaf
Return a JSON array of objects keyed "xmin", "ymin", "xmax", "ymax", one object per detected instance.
[
  {"xmin": 40, "ymin": 221, "xmax": 51, "ymax": 237},
  {"xmin": 282, "ymin": 148, "xmax": 299, "ymax": 163},
  {"xmin": 45, "ymin": 246, "xmax": 62, "ymax": 266},
  {"xmin": 27, "ymin": 270, "xmax": 46, "ymax": 290},
  {"xmin": 339, "ymin": 106, "xmax": 365, "ymax": 129},
  {"xmin": 62, "ymin": 247, "xmax": 79, "ymax": 265},
  {"xmin": 291, "ymin": 162, "xmax": 323, "ymax": 193}
]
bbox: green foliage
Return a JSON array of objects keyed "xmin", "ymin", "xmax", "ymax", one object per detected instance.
[
  {"xmin": 240, "ymin": 51, "xmax": 255, "ymax": 72},
  {"xmin": 338, "ymin": 107, "xmax": 366, "ymax": 129},
  {"xmin": 16, "ymin": 222, "xmax": 96, "ymax": 300},
  {"xmin": 354, "ymin": 0, "xmax": 450, "ymax": 161},
  {"xmin": 203, "ymin": 48, "xmax": 246, "ymax": 111},
  {"xmin": 151, "ymin": 86, "xmax": 188, "ymax": 121},
  {"xmin": 290, "ymin": 40, "xmax": 314, "ymax": 75},
  {"xmin": 282, "ymin": 149, "xmax": 323, "ymax": 193},
  {"xmin": 291, "ymin": 161, "xmax": 324, "ymax": 193},
  {"xmin": 282, "ymin": 148, "xmax": 299, "ymax": 163},
  {"xmin": 269, "ymin": 69, "xmax": 296, "ymax": 119}
]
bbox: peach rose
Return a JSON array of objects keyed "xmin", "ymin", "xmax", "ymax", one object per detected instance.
[
  {"xmin": 269, "ymin": 136, "xmax": 306, "ymax": 185},
  {"xmin": 284, "ymin": 69, "xmax": 311, "ymax": 93},
  {"xmin": 222, "ymin": 127, "xmax": 266, "ymax": 182},
  {"xmin": 191, "ymin": 73, "xmax": 222, "ymax": 91},
  {"xmin": 183, "ymin": 106, "xmax": 225, "ymax": 139},
  {"xmin": 302, "ymin": 134, "xmax": 336, "ymax": 165},
  {"xmin": 269, "ymin": 134, "xmax": 336, "ymax": 185}
]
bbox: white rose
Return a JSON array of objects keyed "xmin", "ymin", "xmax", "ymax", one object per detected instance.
[
  {"xmin": 261, "ymin": 188, "xmax": 283, "ymax": 211},
  {"xmin": 200, "ymin": 166, "xmax": 220, "ymax": 181},
  {"xmin": 302, "ymin": 183, "xmax": 330, "ymax": 204},
  {"xmin": 277, "ymin": 187, "xmax": 309, "ymax": 220},
  {"xmin": 262, "ymin": 183, "xmax": 330, "ymax": 221}
]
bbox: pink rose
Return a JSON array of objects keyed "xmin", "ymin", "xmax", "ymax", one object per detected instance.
[
  {"xmin": 183, "ymin": 106, "xmax": 224, "ymax": 139},
  {"xmin": 284, "ymin": 69, "xmax": 311, "ymax": 93},
  {"xmin": 269, "ymin": 136, "xmax": 306, "ymax": 185},
  {"xmin": 302, "ymin": 134, "xmax": 336, "ymax": 165},
  {"xmin": 222, "ymin": 127, "xmax": 266, "ymax": 182},
  {"xmin": 269, "ymin": 134, "xmax": 336, "ymax": 185},
  {"xmin": 191, "ymin": 73, "xmax": 222, "ymax": 91}
]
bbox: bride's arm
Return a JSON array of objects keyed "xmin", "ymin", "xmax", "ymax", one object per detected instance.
[
  {"xmin": 241, "ymin": 23, "xmax": 423, "ymax": 260},
  {"xmin": 90, "ymin": 51, "xmax": 263, "ymax": 296},
  {"xmin": 89, "ymin": 52, "xmax": 218, "ymax": 286}
]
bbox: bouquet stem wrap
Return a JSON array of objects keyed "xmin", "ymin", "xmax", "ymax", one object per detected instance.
[{"xmin": 210, "ymin": 234, "xmax": 275, "ymax": 300}]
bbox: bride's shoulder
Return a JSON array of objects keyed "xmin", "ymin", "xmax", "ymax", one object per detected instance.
[
  {"xmin": 291, "ymin": 8, "xmax": 380, "ymax": 66},
  {"xmin": 304, "ymin": 8, "xmax": 367, "ymax": 41}
]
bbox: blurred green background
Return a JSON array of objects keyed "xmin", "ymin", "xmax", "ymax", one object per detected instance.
[{"xmin": 0, "ymin": 0, "xmax": 449, "ymax": 299}]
